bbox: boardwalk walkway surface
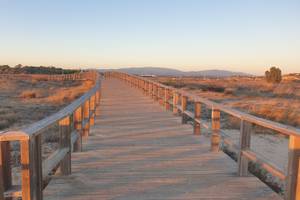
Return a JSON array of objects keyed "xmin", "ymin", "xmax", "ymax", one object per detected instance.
[{"xmin": 44, "ymin": 78, "xmax": 281, "ymax": 200}]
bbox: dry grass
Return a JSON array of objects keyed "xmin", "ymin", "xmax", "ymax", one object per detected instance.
[
  {"xmin": 0, "ymin": 77, "xmax": 94, "ymax": 131},
  {"xmin": 154, "ymin": 76, "xmax": 300, "ymax": 128}
]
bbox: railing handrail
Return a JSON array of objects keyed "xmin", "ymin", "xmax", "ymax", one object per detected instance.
[{"xmin": 125, "ymin": 72, "xmax": 300, "ymax": 137}]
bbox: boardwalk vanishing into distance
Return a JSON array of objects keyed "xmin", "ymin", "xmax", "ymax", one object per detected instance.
[
  {"xmin": 44, "ymin": 78, "xmax": 280, "ymax": 200},
  {"xmin": 3, "ymin": 71, "xmax": 300, "ymax": 200}
]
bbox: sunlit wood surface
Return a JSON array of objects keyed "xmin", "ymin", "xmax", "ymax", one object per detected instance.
[{"xmin": 44, "ymin": 79, "xmax": 281, "ymax": 200}]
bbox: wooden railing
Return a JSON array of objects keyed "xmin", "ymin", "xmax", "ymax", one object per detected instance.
[
  {"xmin": 106, "ymin": 71, "xmax": 300, "ymax": 200},
  {"xmin": 0, "ymin": 71, "xmax": 101, "ymax": 200},
  {"xmin": 0, "ymin": 71, "xmax": 96, "ymax": 81}
]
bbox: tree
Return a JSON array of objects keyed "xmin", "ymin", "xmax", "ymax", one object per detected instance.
[{"xmin": 265, "ymin": 66, "xmax": 282, "ymax": 83}]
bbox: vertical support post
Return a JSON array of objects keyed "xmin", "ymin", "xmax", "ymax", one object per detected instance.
[
  {"xmin": 173, "ymin": 92, "xmax": 179, "ymax": 114},
  {"xmin": 181, "ymin": 96, "xmax": 188, "ymax": 124},
  {"xmin": 238, "ymin": 120, "xmax": 252, "ymax": 176},
  {"xmin": 164, "ymin": 88, "xmax": 170, "ymax": 110},
  {"xmin": 35, "ymin": 135, "xmax": 43, "ymax": 200},
  {"xmin": 83, "ymin": 100, "xmax": 90, "ymax": 137},
  {"xmin": 286, "ymin": 135, "xmax": 300, "ymax": 200},
  {"xmin": 153, "ymin": 85, "xmax": 157, "ymax": 100},
  {"xmin": 89, "ymin": 95, "xmax": 96, "ymax": 126},
  {"xmin": 21, "ymin": 136, "xmax": 43, "ymax": 200},
  {"xmin": 194, "ymin": 102, "xmax": 201, "ymax": 135},
  {"xmin": 156, "ymin": 85, "xmax": 160, "ymax": 102},
  {"xmin": 95, "ymin": 91, "xmax": 100, "ymax": 106},
  {"xmin": 74, "ymin": 106, "xmax": 83, "ymax": 152},
  {"xmin": 59, "ymin": 116, "xmax": 71, "ymax": 175},
  {"xmin": 148, "ymin": 83, "xmax": 152, "ymax": 96},
  {"xmin": 0, "ymin": 141, "xmax": 11, "ymax": 199},
  {"xmin": 211, "ymin": 108, "xmax": 220, "ymax": 152}
]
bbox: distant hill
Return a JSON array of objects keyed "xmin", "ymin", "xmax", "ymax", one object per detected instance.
[{"xmin": 100, "ymin": 67, "xmax": 252, "ymax": 77}]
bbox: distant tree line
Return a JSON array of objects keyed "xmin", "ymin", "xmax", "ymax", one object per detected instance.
[
  {"xmin": 0, "ymin": 64, "xmax": 80, "ymax": 74},
  {"xmin": 265, "ymin": 66, "xmax": 282, "ymax": 83}
]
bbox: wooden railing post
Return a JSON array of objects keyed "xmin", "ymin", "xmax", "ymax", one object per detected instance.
[
  {"xmin": 194, "ymin": 102, "xmax": 201, "ymax": 135},
  {"xmin": 286, "ymin": 135, "xmax": 300, "ymax": 200},
  {"xmin": 211, "ymin": 108, "xmax": 220, "ymax": 152},
  {"xmin": 148, "ymin": 83, "xmax": 152, "ymax": 96},
  {"xmin": 0, "ymin": 141, "xmax": 12, "ymax": 199},
  {"xmin": 156, "ymin": 85, "xmax": 160, "ymax": 102},
  {"xmin": 164, "ymin": 88, "xmax": 170, "ymax": 110},
  {"xmin": 238, "ymin": 120, "xmax": 252, "ymax": 176},
  {"xmin": 173, "ymin": 92, "xmax": 179, "ymax": 114},
  {"xmin": 20, "ymin": 136, "xmax": 43, "ymax": 200},
  {"xmin": 59, "ymin": 116, "xmax": 71, "ymax": 175},
  {"xmin": 90, "ymin": 95, "xmax": 96, "ymax": 126},
  {"xmin": 83, "ymin": 100, "xmax": 90, "ymax": 137},
  {"xmin": 181, "ymin": 96, "xmax": 188, "ymax": 124},
  {"xmin": 153, "ymin": 85, "xmax": 157, "ymax": 100},
  {"xmin": 74, "ymin": 106, "xmax": 83, "ymax": 152}
]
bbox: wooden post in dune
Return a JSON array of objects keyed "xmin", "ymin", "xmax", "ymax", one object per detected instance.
[
  {"xmin": 211, "ymin": 108, "xmax": 220, "ymax": 152},
  {"xmin": 181, "ymin": 95, "xmax": 188, "ymax": 124},
  {"xmin": 74, "ymin": 106, "xmax": 83, "ymax": 152},
  {"xmin": 59, "ymin": 116, "xmax": 71, "ymax": 175},
  {"xmin": 238, "ymin": 120, "xmax": 252, "ymax": 176},
  {"xmin": 83, "ymin": 99, "xmax": 90, "ymax": 137},
  {"xmin": 194, "ymin": 102, "xmax": 201, "ymax": 135},
  {"xmin": 286, "ymin": 135, "xmax": 300, "ymax": 200}
]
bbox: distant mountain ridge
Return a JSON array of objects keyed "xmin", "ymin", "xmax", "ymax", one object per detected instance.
[{"xmin": 100, "ymin": 67, "xmax": 252, "ymax": 77}]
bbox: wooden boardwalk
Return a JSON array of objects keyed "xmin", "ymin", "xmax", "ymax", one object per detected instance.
[{"xmin": 44, "ymin": 78, "xmax": 281, "ymax": 200}]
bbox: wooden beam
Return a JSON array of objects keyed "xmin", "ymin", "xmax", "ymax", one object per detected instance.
[
  {"xmin": 82, "ymin": 100, "xmax": 90, "ymax": 137},
  {"xmin": 59, "ymin": 116, "xmax": 71, "ymax": 175},
  {"xmin": 286, "ymin": 135, "xmax": 300, "ymax": 200},
  {"xmin": 181, "ymin": 96, "xmax": 188, "ymax": 124},
  {"xmin": 173, "ymin": 92, "xmax": 179, "ymax": 114},
  {"xmin": 238, "ymin": 120, "xmax": 252, "ymax": 176},
  {"xmin": 194, "ymin": 102, "xmax": 201, "ymax": 135},
  {"xmin": 89, "ymin": 95, "xmax": 96, "ymax": 126},
  {"xmin": 164, "ymin": 88, "xmax": 170, "ymax": 110},
  {"xmin": 0, "ymin": 141, "xmax": 11, "ymax": 200},
  {"xmin": 74, "ymin": 106, "xmax": 83, "ymax": 152},
  {"xmin": 211, "ymin": 108, "xmax": 220, "ymax": 152}
]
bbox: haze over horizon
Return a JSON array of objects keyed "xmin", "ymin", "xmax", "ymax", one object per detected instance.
[{"xmin": 0, "ymin": 0, "xmax": 299, "ymax": 75}]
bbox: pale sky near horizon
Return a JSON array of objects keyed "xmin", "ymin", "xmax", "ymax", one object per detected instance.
[{"xmin": 0, "ymin": 0, "xmax": 299, "ymax": 75}]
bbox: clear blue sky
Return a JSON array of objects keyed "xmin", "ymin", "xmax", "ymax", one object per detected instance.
[{"xmin": 0, "ymin": 0, "xmax": 299, "ymax": 74}]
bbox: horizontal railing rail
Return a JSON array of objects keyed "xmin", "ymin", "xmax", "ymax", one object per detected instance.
[
  {"xmin": 106, "ymin": 71, "xmax": 300, "ymax": 200},
  {"xmin": 0, "ymin": 71, "xmax": 96, "ymax": 81},
  {"xmin": 0, "ymin": 71, "xmax": 101, "ymax": 200}
]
